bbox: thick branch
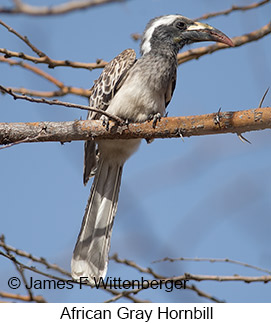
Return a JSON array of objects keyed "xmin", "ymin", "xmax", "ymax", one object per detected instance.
[
  {"xmin": 0, "ymin": 0, "xmax": 124, "ymax": 16},
  {"xmin": 0, "ymin": 107, "xmax": 270, "ymax": 145}
]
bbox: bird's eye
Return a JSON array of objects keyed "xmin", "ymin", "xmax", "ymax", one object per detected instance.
[{"xmin": 176, "ymin": 21, "xmax": 186, "ymax": 31}]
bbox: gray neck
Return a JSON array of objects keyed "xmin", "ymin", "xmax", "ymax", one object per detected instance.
[{"xmin": 141, "ymin": 37, "xmax": 183, "ymax": 58}]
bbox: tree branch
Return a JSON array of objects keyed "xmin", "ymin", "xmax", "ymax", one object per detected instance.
[
  {"xmin": 0, "ymin": 85, "xmax": 122, "ymax": 123},
  {"xmin": 0, "ymin": 106, "xmax": 270, "ymax": 145},
  {"xmin": 186, "ymin": 285, "xmax": 224, "ymax": 303},
  {"xmin": 153, "ymin": 257, "xmax": 271, "ymax": 275},
  {"xmin": 0, "ymin": 56, "xmax": 90, "ymax": 97},
  {"xmin": 0, "ymin": 19, "xmax": 45, "ymax": 57},
  {"xmin": 0, "ymin": 0, "xmax": 125, "ymax": 16},
  {"xmin": 0, "ymin": 235, "xmax": 71, "ymax": 277},
  {"xmin": 182, "ymin": 273, "xmax": 271, "ymax": 283},
  {"xmin": 0, "ymin": 18, "xmax": 107, "ymax": 71},
  {"xmin": 195, "ymin": 0, "xmax": 270, "ymax": 21},
  {"xmin": 0, "ymin": 291, "xmax": 46, "ymax": 303},
  {"xmin": 1, "ymin": 87, "xmax": 89, "ymax": 98},
  {"xmin": 0, "ymin": 48, "xmax": 107, "ymax": 70},
  {"xmin": 110, "ymin": 253, "xmax": 164, "ymax": 279}
]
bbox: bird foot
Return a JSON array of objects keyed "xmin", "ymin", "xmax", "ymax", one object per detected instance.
[
  {"xmin": 148, "ymin": 112, "xmax": 162, "ymax": 128},
  {"xmin": 101, "ymin": 115, "xmax": 110, "ymax": 131}
]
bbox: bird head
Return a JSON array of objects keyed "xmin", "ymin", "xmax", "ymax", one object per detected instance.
[{"xmin": 140, "ymin": 14, "xmax": 234, "ymax": 55}]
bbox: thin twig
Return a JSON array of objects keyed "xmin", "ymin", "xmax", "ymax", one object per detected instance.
[
  {"xmin": 182, "ymin": 273, "xmax": 271, "ymax": 283},
  {"xmin": 0, "ymin": 19, "xmax": 45, "ymax": 57},
  {"xmin": 0, "ymin": 291, "xmax": 46, "ymax": 303},
  {"xmin": 0, "ymin": 56, "xmax": 90, "ymax": 98},
  {"xmin": 0, "ymin": 236, "xmax": 34, "ymax": 301},
  {"xmin": 1, "ymin": 87, "xmax": 89, "ymax": 98},
  {"xmin": 0, "ymin": 48, "xmax": 107, "ymax": 70},
  {"xmin": 0, "ymin": 250, "xmax": 69, "ymax": 282},
  {"xmin": 258, "ymin": 87, "xmax": 270, "ymax": 108},
  {"xmin": 153, "ymin": 257, "xmax": 271, "ymax": 275},
  {"xmin": 0, "ymin": 235, "xmax": 71, "ymax": 277},
  {"xmin": 0, "ymin": 56, "xmax": 90, "ymax": 96},
  {"xmin": 0, "ymin": 0, "xmax": 125, "ymax": 16},
  {"xmin": 110, "ymin": 254, "xmax": 164, "ymax": 279},
  {"xmin": 186, "ymin": 284, "xmax": 225, "ymax": 303},
  {"xmin": 0, "ymin": 85, "xmax": 123, "ymax": 123},
  {"xmin": 195, "ymin": 0, "xmax": 271, "ymax": 21},
  {"xmin": 0, "ymin": 56, "xmax": 64, "ymax": 87},
  {"xmin": 104, "ymin": 289, "xmax": 150, "ymax": 303}
]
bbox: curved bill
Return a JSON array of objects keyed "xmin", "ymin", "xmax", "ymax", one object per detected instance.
[{"xmin": 186, "ymin": 22, "xmax": 234, "ymax": 47}]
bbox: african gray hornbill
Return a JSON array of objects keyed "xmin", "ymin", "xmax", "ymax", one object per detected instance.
[{"xmin": 71, "ymin": 14, "xmax": 234, "ymax": 283}]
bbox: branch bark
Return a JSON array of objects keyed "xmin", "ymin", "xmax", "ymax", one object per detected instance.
[
  {"xmin": 1, "ymin": 107, "xmax": 270, "ymax": 145},
  {"xmin": 0, "ymin": 0, "xmax": 124, "ymax": 16}
]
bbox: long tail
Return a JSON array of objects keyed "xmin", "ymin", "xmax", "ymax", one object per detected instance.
[{"xmin": 71, "ymin": 158, "xmax": 123, "ymax": 283}]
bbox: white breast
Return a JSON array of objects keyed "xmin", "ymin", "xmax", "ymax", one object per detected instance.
[{"xmin": 106, "ymin": 72, "xmax": 165, "ymax": 123}]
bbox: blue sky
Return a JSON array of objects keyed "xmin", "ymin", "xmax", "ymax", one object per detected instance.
[{"xmin": 0, "ymin": 0, "xmax": 271, "ymax": 302}]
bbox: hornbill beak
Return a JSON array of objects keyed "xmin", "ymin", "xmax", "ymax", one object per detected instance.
[{"xmin": 186, "ymin": 21, "xmax": 234, "ymax": 47}]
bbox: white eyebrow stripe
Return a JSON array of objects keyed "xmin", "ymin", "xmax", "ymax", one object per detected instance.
[
  {"xmin": 141, "ymin": 15, "xmax": 183, "ymax": 55},
  {"xmin": 187, "ymin": 22, "xmax": 213, "ymax": 31}
]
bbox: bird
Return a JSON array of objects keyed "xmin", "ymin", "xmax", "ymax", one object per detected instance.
[{"xmin": 71, "ymin": 14, "xmax": 234, "ymax": 284}]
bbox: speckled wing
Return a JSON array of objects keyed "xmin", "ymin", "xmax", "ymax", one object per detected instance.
[
  {"xmin": 165, "ymin": 70, "xmax": 176, "ymax": 108},
  {"xmin": 83, "ymin": 49, "xmax": 137, "ymax": 185}
]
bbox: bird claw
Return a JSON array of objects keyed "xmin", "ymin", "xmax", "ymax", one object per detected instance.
[
  {"xmin": 214, "ymin": 107, "xmax": 222, "ymax": 127},
  {"xmin": 237, "ymin": 133, "xmax": 251, "ymax": 144},
  {"xmin": 148, "ymin": 112, "xmax": 162, "ymax": 128},
  {"xmin": 177, "ymin": 129, "xmax": 184, "ymax": 142},
  {"xmin": 101, "ymin": 115, "xmax": 110, "ymax": 131}
]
